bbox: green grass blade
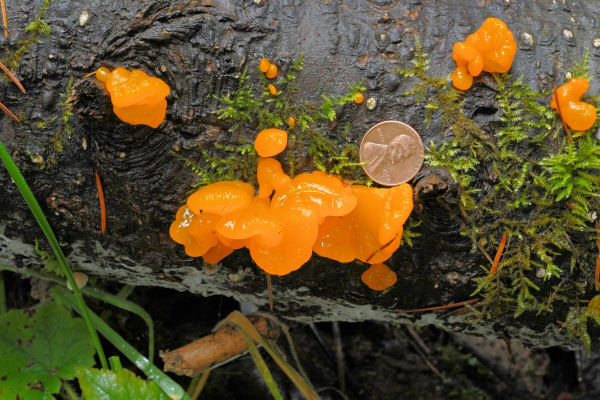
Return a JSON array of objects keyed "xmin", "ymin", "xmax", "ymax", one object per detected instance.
[
  {"xmin": 239, "ymin": 329, "xmax": 283, "ymax": 400},
  {"xmin": 0, "ymin": 271, "xmax": 6, "ymax": 314},
  {"xmin": 189, "ymin": 370, "xmax": 210, "ymax": 400},
  {"xmin": 223, "ymin": 311, "xmax": 319, "ymax": 400},
  {"xmin": 0, "ymin": 140, "xmax": 108, "ymax": 369},
  {"xmin": 52, "ymin": 286, "xmax": 191, "ymax": 400},
  {"xmin": 109, "ymin": 355, "xmax": 123, "ymax": 372},
  {"xmin": 84, "ymin": 286, "xmax": 154, "ymax": 363},
  {"xmin": 0, "ymin": 265, "xmax": 154, "ymax": 362}
]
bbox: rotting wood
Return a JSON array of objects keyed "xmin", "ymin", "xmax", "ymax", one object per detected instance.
[{"xmin": 161, "ymin": 314, "xmax": 280, "ymax": 376}]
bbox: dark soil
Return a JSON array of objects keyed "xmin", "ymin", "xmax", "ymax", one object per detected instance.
[{"xmin": 4, "ymin": 269, "xmax": 600, "ymax": 400}]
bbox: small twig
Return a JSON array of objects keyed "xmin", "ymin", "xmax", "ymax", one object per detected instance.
[
  {"xmin": 332, "ymin": 322, "xmax": 346, "ymax": 393},
  {"xmin": 502, "ymin": 335, "xmax": 515, "ymax": 365},
  {"xmin": 0, "ymin": 0, "xmax": 7, "ymax": 39},
  {"xmin": 265, "ymin": 272, "xmax": 273, "ymax": 311},
  {"xmin": 0, "ymin": 101, "xmax": 20, "ymax": 123},
  {"xmin": 553, "ymin": 83, "xmax": 572, "ymax": 144},
  {"xmin": 82, "ymin": 71, "xmax": 96, "ymax": 79},
  {"xmin": 488, "ymin": 232, "xmax": 507, "ymax": 280},
  {"xmin": 95, "ymin": 173, "xmax": 106, "ymax": 234},
  {"xmin": 395, "ymin": 298, "xmax": 479, "ymax": 313},
  {"xmin": 0, "ymin": 61, "xmax": 26, "ymax": 93},
  {"xmin": 404, "ymin": 326, "xmax": 446, "ymax": 383},
  {"xmin": 595, "ymin": 220, "xmax": 600, "ymax": 289}
]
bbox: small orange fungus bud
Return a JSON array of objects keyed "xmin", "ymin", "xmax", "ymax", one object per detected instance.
[
  {"xmin": 451, "ymin": 18, "xmax": 516, "ymax": 90},
  {"xmin": 287, "ymin": 117, "xmax": 295, "ymax": 129},
  {"xmin": 254, "ymin": 128, "xmax": 288, "ymax": 157},
  {"xmin": 257, "ymin": 158, "xmax": 291, "ymax": 198},
  {"xmin": 451, "ymin": 66, "xmax": 473, "ymax": 91},
  {"xmin": 95, "ymin": 67, "xmax": 111, "ymax": 83},
  {"xmin": 259, "ymin": 57, "xmax": 271, "ymax": 73},
  {"xmin": 551, "ymin": 78, "xmax": 597, "ymax": 131},
  {"xmin": 187, "ymin": 181, "xmax": 254, "ymax": 215},
  {"xmin": 361, "ymin": 263, "xmax": 397, "ymax": 291},
  {"xmin": 268, "ymin": 84, "xmax": 277, "ymax": 95},
  {"xmin": 103, "ymin": 67, "xmax": 170, "ymax": 128},
  {"xmin": 353, "ymin": 92, "xmax": 364, "ymax": 104},
  {"xmin": 265, "ymin": 63, "xmax": 278, "ymax": 79}
]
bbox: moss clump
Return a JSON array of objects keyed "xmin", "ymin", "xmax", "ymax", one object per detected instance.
[
  {"xmin": 1, "ymin": 0, "xmax": 53, "ymax": 73},
  {"xmin": 398, "ymin": 36, "xmax": 600, "ymax": 336},
  {"xmin": 177, "ymin": 56, "xmax": 370, "ymax": 186}
]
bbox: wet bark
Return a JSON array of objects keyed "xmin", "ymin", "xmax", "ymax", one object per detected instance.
[{"xmin": 1, "ymin": 0, "xmax": 599, "ymax": 348}]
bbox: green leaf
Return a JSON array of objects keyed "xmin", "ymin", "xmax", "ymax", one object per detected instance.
[
  {"xmin": 76, "ymin": 367, "xmax": 171, "ymax": 400},
  {"xmin": 0, "ymin": 301, "xmax": 96, "ymax": 399}
]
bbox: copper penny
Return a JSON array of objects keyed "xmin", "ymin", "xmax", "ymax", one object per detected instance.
[{"xmin": 359, "ymin": 120, "xmax": 424, "ymax": 186}]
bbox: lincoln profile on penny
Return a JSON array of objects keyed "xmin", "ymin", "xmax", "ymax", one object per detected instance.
[{"xmin": 361, "ymin": 134, "xmax": 419, "ymax": 176}]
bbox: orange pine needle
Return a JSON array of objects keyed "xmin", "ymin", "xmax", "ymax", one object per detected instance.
[
  {"xmin": 0, "ymin": 101, "xmax": 20, "ymax": 123},
  {"xmin": 553, "ymin": 83, "xmax": 572, "ymax": 144},
  {"xmin": 395, "ymin": 298, "xmax": 479, "ymax": 313},
  {"xmin": 1, "ymin": 0, "xmax": 7, "ymax": 39},
  {"xmin": 95, "ymin": 172, "xmax": 106, "ymax": 234},
  {"xmin": 595, "ymin": 220, "xmax": 600, "ymax": 288},
  {"xmin": 488, "ymin": 232, "xmax": 507, "ymax": 280},
  {"xmin": 0, "ymin": 61, "xmax": 25, "ymax": 94},
  {"xmin": 82, "ymin": 71, "xmax": 96, "ymax": 79}
]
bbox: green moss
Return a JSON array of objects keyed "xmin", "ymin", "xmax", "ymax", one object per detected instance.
[
  {"xmin": 1, "ymin": 0, "xmax": 54, "ymax": 73},
  {"xmin": 178, "ymin": 56, "xmax": 370, "ymax": 186},
  {"xmin": 48, "ymin": 76, "xmax": 75, "ymax": 153},
  {"xmin": 398, "ymin": 37, "xmax": 600, "ymax": 333}
]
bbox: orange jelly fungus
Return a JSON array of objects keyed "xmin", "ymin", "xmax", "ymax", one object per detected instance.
[
  {"xmin": 268, "ymin": 84, "xmax": 278, "ymax": 95},
  {"xmin": 287, "ymin": 117, "xmax": 296, "ymax": 129},
  {"xmin": 313, "ymin": 184, "xmax": 413, "ymax": 264},
  {"xmin": 550, "ymin": 78, "xmax": 597, "ymax": 131},
  {"xmin": 451, "ymin": 18, "xmax": 517, "ymax": 90},
  {"xmin": 266, "ymin": 63, "xmax": 278, "ymax": 79},
  {"xmin": 170, "ymin": 142, "xmax": 414, "ymax": 281},
  {"xmin": 353, "ymin": 92, "xmax": 364, "ymax": 104},
  {"xmin": 254, "ymin": 128, "xmax": 288, "ymax": 157},
  {"xmin": 361, "ymin": 263, "xmax": 397, "ymax": 291},
  {"xmin": 257, "ymin": 158, "xmax": 292, "ymax": 198},
  {"xmin": 259, "ymin": 57, "xmax": 271, "ymax": 73},
  {"xmin": 187, "ymin": 181, "xmax": 254, "ymax": 215},
  {"xmin": 97, "ymin": 67, "xmax": 170, "ymax": 128}
]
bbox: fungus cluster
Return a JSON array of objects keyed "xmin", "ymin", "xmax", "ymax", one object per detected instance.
[
  {"xmin": 551, "ymin": 78, "xmax": 597, "ymax": 131},
  {"xmin": 451, "ymin": 17, "xmax": 517, "ymax": 90},
  {"xmin": 94, "ymin": 66, "xmax": 170, "ymax": 128},
  {"xmin": 170, "ymin": 127, "xmax": 413, "ymax": 289}
]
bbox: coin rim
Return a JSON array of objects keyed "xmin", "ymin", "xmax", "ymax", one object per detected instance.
[{"xmin": 359, "ymin": 120, "xmax": 424, "ymax": 186}]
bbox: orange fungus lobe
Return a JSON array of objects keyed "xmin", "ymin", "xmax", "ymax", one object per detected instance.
[
  {"xmin": 268, "ymin": 84, "xmax": 277, "ymax": 95},
  {"xmin": 451, "ymin": 18, "xmax": 516, "ymax": 90},
  {"xmin": 353, "ymin": 92, "xmax": 364, "ymax": 104},
  {"xmin": 254, "ymin": 128, "xmax": 288, "ymax": 157},
  {"xmin": 259, "ymin": 57, "xmax": 271, "ymax": 73},
  {"xmin": 266, "ymin": 63, "xmax": 278, "ymax": 79},
  {"xmin": 102, "ymin": 67, "xmax": 170, "ymax": 128},
  {"xmin": 361, "ymin": 263, "xmax": 397, "ymax": 291},
  {"xmin": 550, "ymin": 78, "xmax": 597, "ymax": 131},
  {"xmin": 257, "ymin": 158, "xmax": 291, "ymax": 199}
]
